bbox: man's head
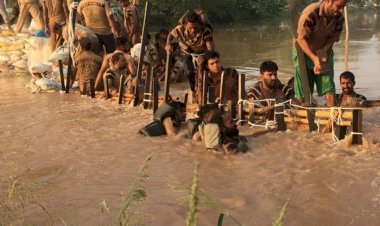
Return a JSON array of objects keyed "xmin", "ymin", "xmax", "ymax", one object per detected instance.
[
  {"xmin": 324, "ymin": 0, "xmax": 347, "ymax": 17},
  {"xmin": 111, "ymin": 52, "xmax": 127, "ymax": 70},
  {"xmin": 260, "ymin": 60, "xmax": 278, "ymax": 89},
  {"xmin": 115, "ymin": 36, "xmax": 129, "ymax": 52},
  {"xmin": 117, "ymin": 0, "xmax": 130, "ymax": 8},
  {"xmin": 204, "ymin": 51, "xmax": 222, "ymax": 74},
  {"xmin": 170, "ymin": 101, "xmax": 186, "ymax": 122},
  {"xmin": 340, "ymin": 71, "xmax": 356, "ymax": 95},
  {"xmin": 158, "ymin": 29, "xmax": 169, "ymax": 43},
  {"xmin": 79, "ymin": 36, "xmax": 91, "ymax": 51},
  {"xmin": 183, "ymin": 10, "xmax": 201, "ymax": 37}
]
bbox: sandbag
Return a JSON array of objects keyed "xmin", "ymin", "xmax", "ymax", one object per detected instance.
[
  {"xmin": 48, "ymin": 44, "xmax": 69, "ymax": 63},
  {"xmin": 12, "ymin": 60, "xmax": 27, "ymax": 68},
  {"xmin": 34, "ymin": 78, "xmax": 60, "ymax": 91},
  {"xmin": 0, "ymin": 55, "xmax": 10, "ymax": 63},
  {"xmin": 139, "ymin": 121, "xmax": 166, "ymax": 136}
]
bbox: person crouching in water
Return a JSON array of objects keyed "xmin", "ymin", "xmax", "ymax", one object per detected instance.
[
  {"xmin": 139, "ymin": 100, "xmax": 186, "ymax": 136},
  {"xmin": 195, "ymin": 104, "xmax": 248, "ymax": 155},
  {"xmin": 103, "ymin": 52, "xmax": 136, "ymax": 98}
]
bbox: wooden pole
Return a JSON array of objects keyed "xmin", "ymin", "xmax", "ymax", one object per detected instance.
[
  {"xmin": 344, "ymin": 6, "xmax": 349, "ymax": 71},
  {"xmin": 275, "ymin": 104, "xmax": 287, "ymax": 131},
  {"xmin": 152, "ymin": 75, "xmax": 159, "ymax": 114},
  {"xmin": 289, "ymin": 109, "xmax": 354, "ymax": 119},
  {"xmin": 118, "ymin": 75, "xmax": 125, "ymax": 104},
  {"xmin": 208, "ymin": 86, "xmax": 215, "ymax": 103},
  {"xmin": 143, "ymin": 64, "xmax": 152, "ymax": 109},
  {"xmin": 58, "ymin": 60, "xmax": 65, "ymax": 91},
  {"xmin": 219, "ymin": 71, "xmax": 225, "ymax": 105},
  {"xmin": 352, "ymin": 109, "xmax": 362, "ymax": 145},
  {"xmin": 201, "ymin": 70, "xmax": 208, "ymax": 106},
  {"xmin": 90, "ymin": 77, "xmax": 95, "ymax": 98},
  {"xmin": 133, "ymin": 1, "xmax": 151, "ymax": 106},
  {"xmin": 288, "ymin": 0, "xmax": 313, "ymax": 105},
  {"xmin": 163, "ymin": 53, "xmax": 171, "ymax": 103},
  {"xmin": 237, "ymin": 73, "xmax": 246, "ymax": 125},
  {"xmin": 65, "ymin": 0, "xmax": 77, "ymax": 94}
]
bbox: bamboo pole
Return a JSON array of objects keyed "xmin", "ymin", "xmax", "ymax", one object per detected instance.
[
  {"xmin": 344, "ymin": 6, "xmax": 349, "ymax": 70},
  {"xmin": 284, "ymin": 117, "xmax": 352, "ymax": 126},
  {"xmin": 289, "ymin": 109, "xmax": 353, "ymax": 119}
]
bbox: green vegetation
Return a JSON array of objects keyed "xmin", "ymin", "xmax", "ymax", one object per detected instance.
[{"xmin": 100, "ymin": 153, "xmax": 153, "ymax": 226}]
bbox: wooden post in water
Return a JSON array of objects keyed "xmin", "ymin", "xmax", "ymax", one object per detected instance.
[
  {"xmin": 275, "ymin": 104, "xmax": 286, "ymax": 131},
  {"xmin": 118, "ymin": 75, "xmax": 125, "ymax": 104},
  {"xmin": 65, "ymin": 0, "xmax": 78, "ymax": 94},
  {"xmin": 201, "ymin": 70, "xmax": 208, "ymax": 106},
  {"xmin": 133, "ymin": 1, "xmax": 151, "ymax": 106},
  {"xmin": 104, "ymin": 77, "xmax": 110, "ymax": 100},
  {"xmin": 334, "ymin": 125, "xmax": 347, "ymax": 140},
  {"xmin": 82, "ymin": 82, "xmax": 87, "ymax": 95},
  {"xmin": 143, "ymin": 64, "xmax": 152, "ymax": 109},
  {"xmin": 152, "ymin": 75, "xmax": 159, "ymax": 114},
  {"xmin": 237, "ymin": 73, "xmax": 246, "ymax": 126},
  {"xmin": 163, "ymin": 53, "xmax": 171, "ymax": 103},
  {"xmin": 344, "ymin": 6, "xmax": 349, "ymax": 70},
  {"xmin": 352, "ymin": 109, "xmax": 362, "ymax": 145},
  {"xmin": 218, "ymin": 71, "xmax": 225, "ymax": 110},
  {"xmin": 58, "ymin": 60, "xmax": 65, "ymax": 91}
]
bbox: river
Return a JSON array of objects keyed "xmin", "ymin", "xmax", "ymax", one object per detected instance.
[{"xmin": 1, "ymin": 10, "xmax": 380, "ymax": 226}]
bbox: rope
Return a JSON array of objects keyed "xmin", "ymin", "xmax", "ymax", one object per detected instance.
[
  {"xmin": 143, "ymin": 99, "xmax": 152, "ymax": 102},
  {"xmin": 143, "ymin": 93, "xmax": 152, "ymax": 96}
]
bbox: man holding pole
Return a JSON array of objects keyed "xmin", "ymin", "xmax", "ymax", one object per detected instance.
[{"xmin": 293, "ymin": 0, "xmax": 346, "ymax": 107}]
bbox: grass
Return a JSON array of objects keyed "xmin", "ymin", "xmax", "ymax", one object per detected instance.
[{"xmin": 100, "ymin": 153, "xmax": 153, "ymax": 226}]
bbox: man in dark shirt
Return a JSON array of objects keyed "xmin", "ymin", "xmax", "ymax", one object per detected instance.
[{"xmin": 336, "ymin": 71, "xmax": 366, "ymax": 107}]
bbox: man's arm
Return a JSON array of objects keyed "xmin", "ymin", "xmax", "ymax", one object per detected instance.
[
  {"xmin": 62, "ymin": 0, "xmax": 69, "ymax": 24},
  {"xmin": 105, "ymin": 4, "xmax": 120, "ymax": 36},
  {"xmin": 205, "ymin": 40, "xmax": 214, "ymax": 51},
  {"xmin": 165, "ymin": 32, "xmax": 174, "ymax": 53},
  {"xmin": 42, "ymin": 2, "xmax": 50, "ymax": 35},
  {"xmin": 95, "ymin": 55, "xmax": 110, "ymax": 89}
]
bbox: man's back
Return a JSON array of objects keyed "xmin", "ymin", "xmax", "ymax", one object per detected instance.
[{"xmin": 78, "ymin": 0, "xmax": 112, "ymax": 35}]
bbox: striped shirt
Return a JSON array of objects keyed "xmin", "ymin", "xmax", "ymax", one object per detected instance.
[
  {"xmin": 170, "ymin": 24, "xmax": 213, "ymax": 54},
  {"xmin": 246, "ymin": 81, "xmax": 294, "ymax": 101}
]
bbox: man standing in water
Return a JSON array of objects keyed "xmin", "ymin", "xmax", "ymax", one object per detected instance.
[
  {"xmin": 294, "ymin": 0, "xmax": 346, "ymax": 106},
  {"xmin": 166, "ymin": 9, "xmax": 214, "ymax": 94}
]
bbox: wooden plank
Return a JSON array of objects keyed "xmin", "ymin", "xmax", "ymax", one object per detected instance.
[
  {"xmin": 237, "ymin": 73, "xmax": 246, "ymax": 125},
  {"xmin": 163, "ymin": 53, "xmax": 171, "ymax": 103},
  {"xmin": 284, "ymin": 117, "xmax": 352, "ymax": 126},
  {"xmin": 316, "ymin": 49, "xmax": 330, "ymax": 74},
  {"xmin": 352, "ymin": 109, "xmax": 363, "ymax": 145},
  {"xmin": 133, "ymin": 1, "xmax": 151, "ymax": 106},
  {"xmin": 58, "ymin": 60, "xmax": 65, "ymax": 91},
  {"xmin": 290, "ymin": 109, "xmax": 353, "ymax": 119},
  {"xmin": 143, "ymin": 64, "xmax": 152, "ymax": 109}
]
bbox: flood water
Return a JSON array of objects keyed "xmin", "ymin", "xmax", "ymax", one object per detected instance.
[{"xmin": 1, "ymin": 10, "xmax": 380, "ymax": 226}]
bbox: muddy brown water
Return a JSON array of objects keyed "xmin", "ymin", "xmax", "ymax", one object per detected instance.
[{"xmin": 1, "ymin": 11, "xmax": 380, "ymax": 226}]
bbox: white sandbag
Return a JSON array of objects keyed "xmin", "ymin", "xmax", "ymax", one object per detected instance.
[
  {"xmin": 30, "ymin": 63, "xmax": 53, "ymax": 77},
  {"xmin": 27, "ymin": 37, "xmax": 51, "ymax": 68},
  {"xmin": 0, "ymin": 36, "xmax": 11, "ymax": 46},
  {"xmin": 35, "ymin": 78, "xmax": 60, "ymax": 91},
  {"xmin": 0, "ymin": 55, "xmax": 10, "ymax": 63},
  {"xmin": 47, "ymin": 44, "xmax": 69, "ymax": 63},
  {"xmin": 12, "ymin": 60, "xmax": 27, "ymax": 68},
  {"xmin": 28, "ymin": 19, "xmax": 43, "ymax": 34},
  {"xmin": 9, "ymin": 53, "xmax": 22, "ymax": 62},
  {"xmin": 130, "ymin": 43, "xmax": 148, "ymax": 63}
]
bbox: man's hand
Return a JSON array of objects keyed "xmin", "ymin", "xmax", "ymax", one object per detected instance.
[
  {"xmin": 45, "ymin": 26, "xmax": 50, "ymax": 36},
  {"xmin": 312, "ymin": 57, "xmax": 322, "ymax": 75},
  {"xmin": 165, "ymin": 44, "xmax": 172, "ymax": 54}
]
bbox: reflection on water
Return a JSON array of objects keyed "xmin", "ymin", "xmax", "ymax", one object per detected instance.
[{"xmin": 214, "ymin": 10, "xmax": 380, "ymax": 99}]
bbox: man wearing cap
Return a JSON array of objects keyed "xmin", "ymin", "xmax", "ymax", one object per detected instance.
[
  {"xmin": 42, "ymin": 0, "xmax": 69, "ymax": 52},
  {"xmin": 294, "ymin": 0, "xmax": 346, "ymax": 107}
]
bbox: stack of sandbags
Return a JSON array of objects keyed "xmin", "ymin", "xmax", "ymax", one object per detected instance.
[{"xmin": 0, "ymin": 31, "xmax": 30, "ymax": 74}]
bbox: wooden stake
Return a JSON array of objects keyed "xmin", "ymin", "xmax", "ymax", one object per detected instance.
[
  {"xmin": 152, "ymin": 75, "xmax": 159, "ymax": 114},
  {"xmin": 118, "ymin": 75, "xmax": 125, "ymax": 104},
  {"xmin": 352, "ymin": 109, "xmax": 362, "ymax": 145},
  {"xmin": 133, "ymin": 1, "xmax": 151, "ymax": 106},
  {"xmin": 143, "ymin": 64, "xmax": 152, "ymax": 109},
  {"xmin": 201, "ymin": 70, "xmax": 208, "ymax": 107},
  {"xmin": 58, "ymin": 59, "xmax": 65, "ymax": 91},
  {"xmin": 163, "ymin": 53, "xmax": 171, "ymax": 103},
  {"xmin": 237, "ymin": 73, "xmax": 246, "ymax": 125}
]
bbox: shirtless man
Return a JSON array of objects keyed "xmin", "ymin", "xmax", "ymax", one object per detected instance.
[
  {"xmin": 15, "ymin": 0, "xmax": 45, "ymax": 33},
  {"xmin": 336, "ymin": 71, "xmax": 366, "ymax": 107},
  {"xmin": 77, "ymin": 0, "xmax": 120, "ymax": 53},
  {"xmin": 42, "ymin": 0, "xmax": 69, "ymax": 52},
  {"xmin": 95, "ymin": 36, "xmax": 134, "ymax": 91},
  {"xmin": 74, "ymin": 36, "xmax": 102, "ymax": 94},
  {"xmin": 166, "ymin": 9, "xmax": 214, "ymax": 92},
  {"xmin": 103, "ymin": 52, "xmax": 135, "ymax": 97},
  {"xmin": 246, "ymin": 61, "xmax": 294, "ymax": 101},
  {"xmin": 117, "ymin": 0, "xmax": 141, "ymax": 46}
]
